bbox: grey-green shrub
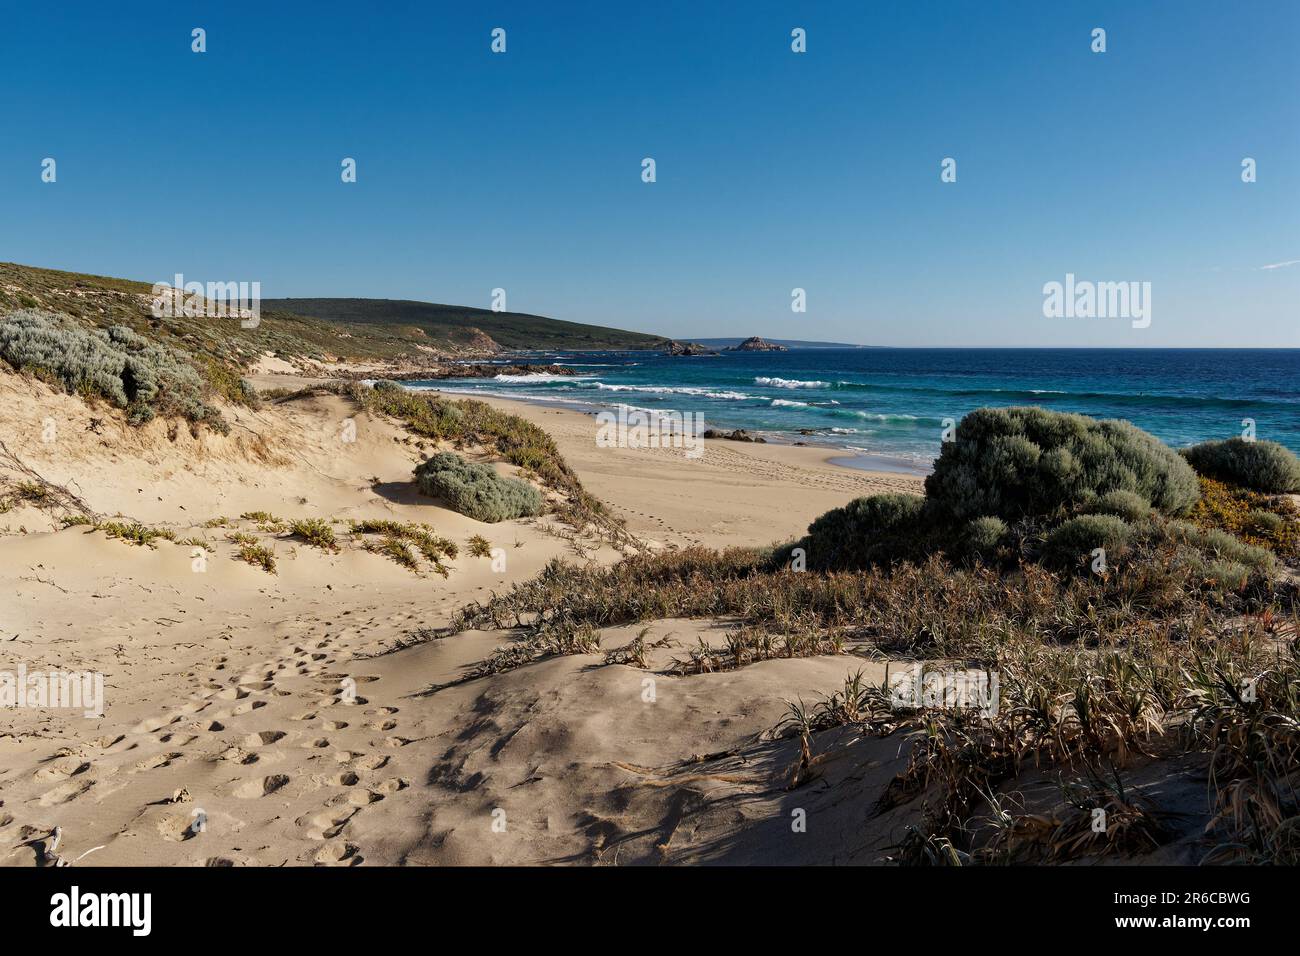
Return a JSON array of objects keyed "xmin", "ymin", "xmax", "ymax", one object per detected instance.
[
  {"xmin": 1163, "ymin": 521, "xmax": 1274, "ymax": 573},
  {"xmin": 1085, "ymin": 489, "xmax": 1151, "ymax": 522},
  {"xmin": 1181, "ymin": 437, "xmax": 1300, "ymax": 493},
  {"xmin": 414, "ymin": 451, "xmax": 544, "ymax": 523},
  {"xmin": 1244, "ymin": 509, "xmax": 1287, "ymax": 536},
  {"xmin": 1045, "ymin": 514, "xmax": 1134, "ymax": 565},
  {"xmin": 0, "ymin": 309, "xmax": 224, "ymax": 430},
  {"xmin": 803, "ymin": 493, "xmax": 926, "ymax": 569},
  {"xmin": 964, "ymin": 515, "xmax": 1008, "ymax": 555},
  {"xmin": 925, "ymin": 406, "xmax": 1199, "ymax": 520}
]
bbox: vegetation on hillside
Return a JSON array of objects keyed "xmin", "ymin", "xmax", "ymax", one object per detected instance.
[
  {"xmin": 0, "ymin": 309, "xmax": 229, "ymax": 431},
  {"xmin": 261, "ymin": 296, "xmax": 667, "ymax": 351}
]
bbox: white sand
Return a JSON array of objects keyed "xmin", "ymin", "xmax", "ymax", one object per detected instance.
[{"xmin": 0, "ymin": 371, "xmax": 925, "ymax": 866}]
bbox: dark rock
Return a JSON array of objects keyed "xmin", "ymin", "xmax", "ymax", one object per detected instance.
[{"xmin": 725, "ymin": 336, "xmax": 788, "ymax": 352}]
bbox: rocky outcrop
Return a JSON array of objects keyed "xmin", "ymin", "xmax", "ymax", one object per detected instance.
[
  {"xmin": 665, "ymin": 340, "xmax": 719, "ymax": 356},
  {"xmin": 726, "ymin": 336, "xmax": 788, "ymax": 352},
  {"xmin": 703, "ymin": 428, "xmax": 767, "ymax": 443}
]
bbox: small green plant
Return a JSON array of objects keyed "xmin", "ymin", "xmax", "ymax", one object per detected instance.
[
  {"xmin": 288, "ymin": 517, "xmax": 338, "ymax": 551},
  {"xmin": 236, "ymin": 542, "xmax": 276, "ymax": 573},
  {"xmin": 92, "ymin": 520, "xmax": 178, "ymax": 548},
  {"xmin": 467, "ymin": 534, "xmax": 492, "ymax": 558}
]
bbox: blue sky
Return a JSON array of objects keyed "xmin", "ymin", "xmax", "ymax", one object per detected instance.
[{"xmin": 2, "ymin": 1, "xmax": 1296, "ymax": 346}]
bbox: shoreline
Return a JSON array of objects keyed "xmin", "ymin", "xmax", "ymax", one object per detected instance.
[
  {"xmin": 415, "ymin": 384, "xmax": 936, "ymax": 478},
  {"xmin": 459, "ymin": 390, "xmax": 927, "ymax": 549}
]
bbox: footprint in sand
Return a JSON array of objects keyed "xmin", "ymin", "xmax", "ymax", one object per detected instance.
[
  {"xmin": 35, "ymin": 757, "xmax": 90, "ymax": 781},
  {"xmin": 134, "ymin": 751, "xmax": 183, "ymax": 772},
  {"xmin": 38, "ymin": 778, "xmax": 94, "ymax": 806},
  {"xmin": 313, "ymin": 842, "xmax": 361, "ymax": 865},
  {"xmin": 158, "ymin": 814, "xmax": 201, "ymax": 842},
  {"xmin": 233, "ymin": 774, "xmax": 290, "ymax": 799},
  {"xmin": 241, "ymin": 731, "xmax": 286, "ymax": 747},
  {"xmin": 217, "ymin": 747, "xmax": 258, "ymax": 765}
]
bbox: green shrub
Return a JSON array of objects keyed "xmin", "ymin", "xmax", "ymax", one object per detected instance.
[
  {"xmin": 288, "ymin": 517, "xmax": 337, "ymax": 551},
  {"xmin": 414, "ymin": 451, "xmax": 545, "ymax": 523},
  {"xmin": 1044, "ymin": 514, "xmax": 1134, "ymax": 566},
  {"xmin": 803, "ymin": 493, "xmax": 926, "ymax": 569},
  {"xmin": 964, "ymin": 516, "xmax": 1008, "ymax": 555},
  {"xmin": 1181, "ymin": 437, "xmax": 1300, "ymax": 493},
  {"xmin": 1163, "ymin": 521, "xmax": 1275, "ymax": 573},
  {"xmin": 0, "ymin": 309, "xmax": 226, "ymax": 430},
  {"xmin": 925, "ymin": 407, "xmax": 1199, "ymax": 521},
  {"xmin": 1243, "ymin": 509, "xmax": 1287, "ymax": 536},
  {"xmin": 1085, "ymin": 489, "xmax": 1151, "ymax": 522}
]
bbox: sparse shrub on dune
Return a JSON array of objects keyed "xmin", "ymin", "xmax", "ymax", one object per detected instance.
[
  {"xmin": 288, "ymin": 517, "xmax": 338, "ymax": 551},
  {"xmin": 1182, "ymin": 436, "xmax": 1300, "ymax": 493},
  {"xmin": 0, "ymin": 309, "xmax": 228, "ymax": 431},
  {"xmin": 925, "ymin": 406, "xmax": 1199, "ymax": 520},
  {"xmin": 414, "ymin": 451, "xmax": 544, "ymax": 523}
]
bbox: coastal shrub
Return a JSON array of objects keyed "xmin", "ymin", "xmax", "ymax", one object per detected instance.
[
  {"xmin": 1162, "ymin": 521, "xmax": 1274, "ymax": 574},
  {"xmin": 1044, "ymin": 514, "xmax": 1134, "ymax": 566},
  {"xmin": 1186, "ymin": 477, "xmax": 1300, "ymax": 560},
  {"xmin": 803, "ymin": 493, "xmax": 926, "ymax": 569},
  {"xmin": 924, "ymin": 407, "xmax": 1199, "ymax": 521},
  {"xmin": 0, "ymin": 309, "xmax": 225, "ymax": 430},
  {"xmin": 1181, "ymin": 437, "xmax": 1300, "ymax": 493},
  {"xmin": 414, "ymin": 451, "xmax": 544, "ymax": 523},
  {"xmin": 288, "ymin": 517, "xmax": 338, "ymax": 551},
  {"xmin": 964, "ymin": 516, "xmax": 1008, "ymax": 556},
  {"xmin": 1084, "ymin": 489, "xmax": 1151, "ymax": 522}
]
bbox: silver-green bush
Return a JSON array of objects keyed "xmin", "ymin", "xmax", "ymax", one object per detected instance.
[
  {"xmin": 925, "ymin": 406, "xmax": 1199, "ymax": 520},
  {"xmin": 0, "ymin": 309, "xmax": 224, "ymax": 430},
  {"xmin": 1085, "ymin": 489, "xmax": 1152, "ymax": 522},
  {"xmin": 1045, "ymin": 514, "xmax": 1134, "ymax": 564},
  {"xmin": 414, "ymin": 451, "xmax": 544, "ymax": 523},
  {"xmin": 1181, "ymin": 437, "xmax": 1300, "ymax": 493},
  {"xmin": 964, "ymin": 515, "xmax": 1008, "ymax": 555}
]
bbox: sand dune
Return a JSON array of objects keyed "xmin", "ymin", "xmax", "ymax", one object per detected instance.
[{"xmin": 0, "ymin": 371, "xmax": 939, "ymax": 866}]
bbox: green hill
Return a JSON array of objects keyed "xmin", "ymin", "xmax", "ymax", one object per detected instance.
[
  {"xmin": 0, "ymin": 264, "xmax": 666, "ymax": 371},
  {"xmin": 263, "ymin": 297, "xmax": 666, "ymax": 352}
]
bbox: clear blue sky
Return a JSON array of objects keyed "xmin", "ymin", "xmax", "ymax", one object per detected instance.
[{"xmin": 2, "ymin": 1, "xmax": 1296, "ymax": 346}]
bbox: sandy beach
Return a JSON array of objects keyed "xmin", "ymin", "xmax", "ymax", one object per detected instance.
[{"xmin": 0, "ymin": 372, "xmax": 927, "ymax": 866}]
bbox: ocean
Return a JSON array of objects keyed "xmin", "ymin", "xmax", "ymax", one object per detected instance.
[{"xmin": 411, "ymin": 348, "xmax": 1300, "ymax": 473}]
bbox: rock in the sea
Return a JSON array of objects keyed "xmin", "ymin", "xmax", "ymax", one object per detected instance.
[
  {"xmin": 665, "ymin": 340, "xmax": 719, "ymax": 356},
  {"xmin": 725, "ymin": 336, "xmax": 788, "ymax": 352},
  {"xmin": 703, "ymin": 428, "xmax": 767, "ymax": 443}
]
